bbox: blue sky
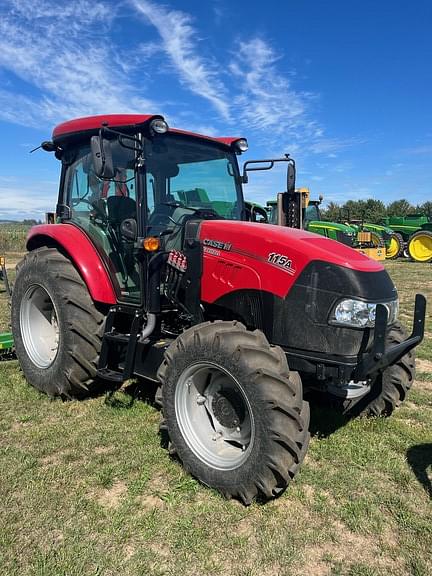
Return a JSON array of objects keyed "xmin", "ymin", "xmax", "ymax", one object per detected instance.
[{"xmin": 0, "ymin": 0, "xmax": 431, "ymax": 220}]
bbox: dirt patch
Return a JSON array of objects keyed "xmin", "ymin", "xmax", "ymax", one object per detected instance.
[
  {"xmin": 9, "ymin": 420, "xmax": 32, "ymax": 432},
  {"xmin": 94, "ymin": 480, "xmax": 127, "ymax": 509},
  {"xmin": 146, "ymin": 471, "xmax": 171, "ymax": 494},
  {"xmin": 149, "ymin": 542, "xmax": 170, "ymax": 559},
  {"xmin": 39, "ymin": 449, "xmax": 72, "ymax": 467},
  {"xmin": 40, "ymin": 453, "xmax": 63, "ymax": 467},
  {"xmin": 136, "ymin": 494, "xmax": 165, "ymax": 512},
  {"xmin": 94, "ymin": 446, "xmax": 115, "ymax": 455},
  {"xmin": 123, "ymin": 544, "xmax": 135, "ymax": 561},
  {"xmin": 294, "ymin": 520, "xmax": 403, "ymax": 576},
  {"xmin": 415, "ymin": 380, "xmax": 432, "ymax": 392},
  {"xmin": 417, "ymin": 359, "xmax": 432, "ymax": 372}
]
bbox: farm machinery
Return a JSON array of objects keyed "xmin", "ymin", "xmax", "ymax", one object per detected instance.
[
  {"xmin": 380, "ymin": 214, "xmax": 432, "ymax": 262},
  {"xmin": 338, "ymin": 210, "xmax": 401, "ymax": 260},
  {"xmin": 267, "ymin": 191, "xmax": 387, "ymax": 260},
  {"xmin": 0, "ymin": 256, "xmax": 14, "ymax": 358},
  {"xmin": 11, "ymin": 114, "xmax": 426, "ymax": 504},
  {"xmin": 267, "ymin": 192, "xmax": 357, "ymax": 248}
]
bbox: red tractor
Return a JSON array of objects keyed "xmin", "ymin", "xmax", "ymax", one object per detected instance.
[{"xmin": 11, "ymin": 115, "xmax": 426, "ymax": 504}]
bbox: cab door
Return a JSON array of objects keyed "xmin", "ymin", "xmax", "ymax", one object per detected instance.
[{"xmin": 63, "ymin": 140, "xmax": 141, "ymax": 303}]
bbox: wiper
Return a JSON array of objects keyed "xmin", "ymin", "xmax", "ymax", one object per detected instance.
[{"xmin": 159, "ymin": 201, "xmax": 197, "ymax": 211}]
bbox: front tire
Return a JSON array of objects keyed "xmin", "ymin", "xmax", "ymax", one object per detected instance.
[
  {"xmin": 157, "ymin": 321, "xmax": 310, "ymax": 504},
  {"xmin": 11, "ymin": 247, "xmax": 106, "ymax": 398}
]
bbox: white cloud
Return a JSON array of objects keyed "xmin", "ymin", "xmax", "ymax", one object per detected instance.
[
  {"xmin": 0, "ymin": 0, "xmax": 158, "ymax": 128},
  {"xmin": 229, "ymin": 38, "xmax": 316, "ymax": 138},
  {"xmin": 0, "ymin": 180, "xmax": 57, "ymax": 220},
  {"xmin": 309, "ymin": 137, "xmax": 366, "ymax": 155},
  {"xmin": 402, "ymin": 144, "xmax": 432, "ymax": 156},
  {"xmin": 132, "ymin": 0, "xmax": 231, "ymax": 120}
]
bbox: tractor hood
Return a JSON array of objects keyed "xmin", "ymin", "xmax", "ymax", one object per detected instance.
[
  {"xmin": 198, "ymin": 220, "xmax": 387, "ymax": 303},
  {"xmin": 309, "ymin": 220, "xmax": 356, "ymax": 234}
]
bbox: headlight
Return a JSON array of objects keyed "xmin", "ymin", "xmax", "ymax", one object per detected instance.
[
  {"xmin": 150, "ymin": 118, "xmax": 169, "ymax": 134},
  {"xmin": 235, "ymin": 138, "xmax": 248, "ymax": 152},
  {"xmin": 330, "ymin": 298, "xmax": 399, "ymax": 328}
]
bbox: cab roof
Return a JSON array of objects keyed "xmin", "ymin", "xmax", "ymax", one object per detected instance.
[{"xmin": 52, "ymin": 114, "xmax": 243, "ymax": 149}]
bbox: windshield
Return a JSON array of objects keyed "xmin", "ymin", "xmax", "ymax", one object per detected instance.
[
  {"xmin": 267, "ymin": 202, "xmax": 277, "ymax": 224},
  {"xmin": 145, "ymin": 135, "xmax": 242, "ymax": 220},
  {"xmin": 305, "ymin": 204, "xmax": 320, "ymax": 222}
]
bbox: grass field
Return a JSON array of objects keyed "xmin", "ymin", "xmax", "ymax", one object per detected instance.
[
  {"xmin": 0, "ymin": 256, "xmax": 431, "ymax": 576},
  {"xmin": 0, "ymin": 224, "xmax": 29, "ymax": 253}
]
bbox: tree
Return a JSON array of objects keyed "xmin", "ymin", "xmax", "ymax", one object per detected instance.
[
  {"xmin": 321, "ymin": 201, "xmax": 341, "ymax": 222},
  {"xmin": 416, "ymin": 201, "xmax": 432, "ymax": 216},
  {"xmin": 386, "ymin": 199, "xmax": 416, "ymax": 216}
]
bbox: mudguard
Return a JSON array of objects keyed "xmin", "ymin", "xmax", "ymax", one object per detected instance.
[{"xmin": 27, "ymin": 224, "xmax": 117, "ymax": 305}]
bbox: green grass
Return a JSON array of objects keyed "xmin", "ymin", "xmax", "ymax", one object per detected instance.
[{"xmin": 0, "ymin": 254, "xmax": 431, "ymax": 576}]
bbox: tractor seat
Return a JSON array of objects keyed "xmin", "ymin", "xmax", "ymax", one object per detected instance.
[{"xmin": 106, "ymin": 196, "xmax": 136, "ymax": 225}]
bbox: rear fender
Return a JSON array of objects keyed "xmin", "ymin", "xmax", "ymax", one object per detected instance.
[{"xmin": 27, "ymin": 224, "xmax": 117, "ymax": 305}]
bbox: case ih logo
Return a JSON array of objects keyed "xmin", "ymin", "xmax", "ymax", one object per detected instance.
[
  {"xmin": 203, "ymin": 239, "xmax": 232, "ymax": 251},
  {"xmin": 268, "ymin": 252, "xmax": 295, "ymax": 273}
]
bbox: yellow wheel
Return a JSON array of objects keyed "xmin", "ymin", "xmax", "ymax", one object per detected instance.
[
  {"xmin": 386, "ymin": 233, "xmax": 403, "ymax": 259},
  {"xmin": 408, "ymin": 231, "xmax": 432, "ymax": 262}
]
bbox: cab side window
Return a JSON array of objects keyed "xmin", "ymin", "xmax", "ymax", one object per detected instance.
[{"xmin": 64, "ymin": 141, "xmax": 140, "ymax": 301}]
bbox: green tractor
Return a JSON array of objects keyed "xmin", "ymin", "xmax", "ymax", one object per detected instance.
[
  {"xmin": 268, "ymin": 191, "xmax": 388, "ymax": 259},
  {"xmin": 267, "ymin": 193, "xmax": 357, "ymax": 248},
  {"xmin": 244, "ymin": 200, "xmax": 269, "ymax": 223},
  {"xmin": 380, "ymin": 214, "xmax": 432, "ymax": 263},
  {"xmin": 340, "ymin": 211, "xmax": 402, "ymax": 260}
]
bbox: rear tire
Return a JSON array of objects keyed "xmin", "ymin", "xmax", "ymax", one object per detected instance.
[
  {"xmin": 11, "ymin": 247, "xmax": 106, "ymax": 398},
  {"xmin": 407, "ymin": 230, "xmax": 432, "ymax": 262},
  {"xmin": 370, "ymin": 231, "xmax": 384, "ymax": 248},
  {"xmin": 386, "ymin": 232, "xmax": 404, "ymax": 259},
  {"xmin": 342, "ymin": 323, "xmax": 415, "ymax": 417},
  {"xmin": 157, "ymin": 320, "xmax": 310, "ymax": 504}
]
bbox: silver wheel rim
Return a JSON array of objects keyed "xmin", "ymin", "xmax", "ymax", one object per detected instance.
[
  {"xmin": 20, "ymin": 284, "xmax": 60, "ymax": 368},
  {"xmin": 175, "ymin": 362, "xmax": 255, "ymax": 470},
  {"xmin": 328, "ymin": 380, "xmax": 371, "ymax": 399}
]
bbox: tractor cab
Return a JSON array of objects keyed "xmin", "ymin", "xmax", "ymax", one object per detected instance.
[{"xmin": 49, "ymin": 115, "xmax": 248, "ymax": 306}]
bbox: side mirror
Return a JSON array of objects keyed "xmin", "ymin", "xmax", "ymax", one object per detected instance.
[
  {"xmin": 91, "ymin": 135, "xmax": 115, "ymax": 179},
  {"xmin": 120, "ymin": 218, "xmax": 138, "ymax": 241}
]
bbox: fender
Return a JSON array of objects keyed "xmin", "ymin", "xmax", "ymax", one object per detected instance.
[{"xmin": 27, "ymin": 224, "xmax": 117, "ymax": 305}]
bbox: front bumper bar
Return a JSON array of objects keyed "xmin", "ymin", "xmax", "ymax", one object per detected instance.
[{"xmin": 354, "ymin": 293, "xmax": 426, "ymax": 381}]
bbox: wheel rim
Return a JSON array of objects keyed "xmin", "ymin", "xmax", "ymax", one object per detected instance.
[
  {"xmin": 409, "ymin": 234, "xmax": 432, "ymax": 262},
  {"xmin": 328, "ymin": 380, "xmax": 371, "ymax": 399},
  {"xmin": 175, "ymin": 362, "xmax": 255, "ymax": 470},
  {"xmin": 386, "ymin": 236, "xmax": 400, "ymax": 258},
  {"xmin": 20, "ymin": 284, "xmax": 60, "ymax": 368}
]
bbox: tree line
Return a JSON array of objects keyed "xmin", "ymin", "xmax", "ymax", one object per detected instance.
[{"xmin": 321, "ymin": 199, "xmax": 432, "ymax": 224}]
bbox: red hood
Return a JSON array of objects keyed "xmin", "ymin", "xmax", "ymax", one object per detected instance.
[{"xmin": 199, "ymin": 220, "xmax": 383, "ymax": 303}]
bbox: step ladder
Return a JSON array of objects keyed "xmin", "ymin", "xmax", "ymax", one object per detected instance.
[{"xmin": 97, "ymin": 306, "xmax": 143, "ymax": 384}]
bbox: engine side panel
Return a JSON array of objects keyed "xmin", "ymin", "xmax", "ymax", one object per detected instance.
[{"xmin": 199, "ymin": 220, "xmax": 384, "ymax": 304}]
